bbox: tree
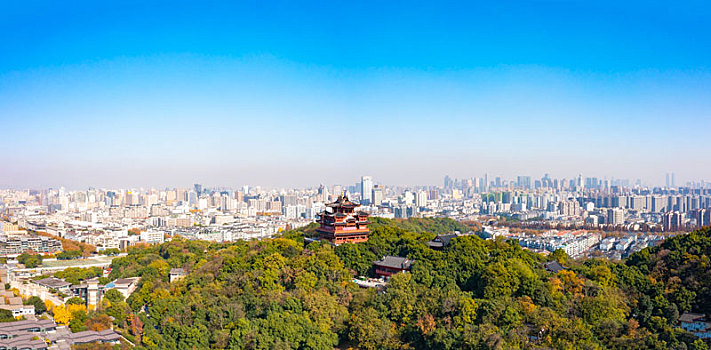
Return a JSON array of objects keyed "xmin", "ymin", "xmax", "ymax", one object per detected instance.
[
  {"xmin": 65, "ymin": 297, "xmax": 85, "ymax": 305},
  {"xmin": 17, "ymin": 253, "xmax": 42, "ymax": 268},
  {"xmin": 56, "ymin": 250, "xmax": 82, "ymax": 260},
  {"xmin": 0, "ymin": 309, "xmax": 14, "ymax": 322},
  {"xmin": 100, "ymin": 248, "xmax": 120, "ymax": 256},
  {"xmin": 104, "ymin": 289, "xmax": 124, "ymax": 303},
  {"xmin": 348, "ymin": 307, "xmax": 401, "ymax": 350},
  {"xmin": 551, "ymin": 248, "xmax": 569, "ymax": 265},
  {"xmin": 86, "ymin": 313, "xmax": 113, "ymax": 331},
  {"xmin": 52, "ymin": 304, "xmax": 72, "ymax": 325},
  {"xmin": 24, "ymin": 296, "xmax": 47, "ymax": 315},
  {"xmin": 69, "ymin": 309, "xmax": 87, "ymax": 332}
]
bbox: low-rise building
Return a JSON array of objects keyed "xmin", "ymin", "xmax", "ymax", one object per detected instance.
[
  {"xmin": 169, "ymin": 268, "xmax": 186, "ymax": 283},
  {"xmin": 373, "ymin": 256, "xmax": 414, "ymax": 280}
]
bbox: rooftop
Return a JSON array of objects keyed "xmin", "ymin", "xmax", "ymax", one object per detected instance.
[
  {"xmin": 679, "ymin": 313, "xmax": 707, "ymax": 323},
  {"xmin": 374, "ymin": 256, "xmax": 414, "ymax": 270},
  {"xmin": 34, "ymin": 277, "xmax": 72, "ymax": 289}
]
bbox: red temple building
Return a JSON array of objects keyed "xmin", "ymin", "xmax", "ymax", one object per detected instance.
[{"xmin": 316, "ymin": 193, "xmax": 370, "ymax": 244}]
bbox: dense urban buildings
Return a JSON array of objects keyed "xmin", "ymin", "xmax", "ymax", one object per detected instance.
[{"xmin": 2, "ymin": 173, "xmax": 710, "ymax": 255}]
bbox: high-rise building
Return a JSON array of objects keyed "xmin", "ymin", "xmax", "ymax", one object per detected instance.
[
  {"xmin": 607, "ymin": 208, "xmax": 624, "ymax": 226},
  {"xmin": 194, "ymin": 184, "xmax": 203, "ymax": 196},
  {"xmin": 444, "ymin": 175, "xmax": 453, "ymax": 189},
  {"xmin": 360, "ymin": 176, "xmax": 373, "ymax": 205},
  {"xmin": 372, "ymin": 185, "xmax": 384, "ymax": 206},
  {"xmin": 694, "ymin": 208, "xmax": 711, "ymax": 227},
  {"xmin": 559, "ymin": 200, "xmax": 581, "ymax": 216},
  {"xmin": 415, "ymin": 190, "xmax": 428, "ymax": 207},
  {"xmin": 517, "ymin": 176, "xmax": 531, "ymax": 190},
  {"xmin": 663, "ymin": 211, "xmax": 683, "ymax": 231}
]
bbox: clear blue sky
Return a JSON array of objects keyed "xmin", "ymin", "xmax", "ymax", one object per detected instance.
[{"xmin": 1, "ymin": 1, "xmax": 710, "ymax": 189}]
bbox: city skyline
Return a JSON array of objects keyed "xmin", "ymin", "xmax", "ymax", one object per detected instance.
[
  {"xmin": 2, "ymin": 2, "xmax": 710, "ymax": 188},
  {"xmin": 0, "ymin": 171, "xmax": 703, "ymax": 192}
]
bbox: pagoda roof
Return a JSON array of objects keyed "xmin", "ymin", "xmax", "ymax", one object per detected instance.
[{"xmin": 326, "ymin": 193, "xmax": 360, "ymax": 208}]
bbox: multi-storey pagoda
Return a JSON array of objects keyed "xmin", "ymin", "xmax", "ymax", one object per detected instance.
[{"xmin": 316, "ymin": 193, "xmax": 370, "ymax": 244}]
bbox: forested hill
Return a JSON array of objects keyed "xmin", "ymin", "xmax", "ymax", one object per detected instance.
[{"xmin": 103, "ymin": 218, "xmax": 711, "ymax": 350}]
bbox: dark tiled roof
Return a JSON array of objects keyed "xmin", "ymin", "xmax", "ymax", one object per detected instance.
[
  {"xmin": 374, "ymin": 256, "xmax": 414, "ymax": 270},
  {"xmin": 427, "ymin": 233, "xmax": 459, "ymax": 248},
  {"xmin": 544, "ymin": 261, "xmax": 566, "ymax": 274}
]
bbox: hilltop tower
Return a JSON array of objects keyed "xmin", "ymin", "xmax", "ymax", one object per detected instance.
[{"xmin": 316, "ymin": 192, "xmax": 370, "ymax": 244}]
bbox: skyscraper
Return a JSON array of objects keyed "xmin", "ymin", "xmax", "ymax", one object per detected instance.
[
  {"xmin": 361, "ymin": 176, "xmax": 373, "ymax": 205},
  {"xmin": 372, "ymin": 185, "xmax": 384, "ymax": 206},
  {"xmin": 415, "ymin": 190, "xmax": 428, "ymax": 207},
  {"xmin": 444, "ymin": 175, "xmax": 453, "ymax": 189},
  {"xmin": 516, "ymin": 176, "xmax": 531, "ymax": 190}
]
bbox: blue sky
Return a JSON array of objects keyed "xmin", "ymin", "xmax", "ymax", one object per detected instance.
[{"xmin": 1, "ymin": 1, "xmax": 710, "ymax": 188}]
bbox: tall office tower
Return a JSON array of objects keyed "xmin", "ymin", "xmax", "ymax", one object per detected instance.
[
  {"xmin": 671, "ymin": 173, "xmax": 676, "ymax": 187},
  {"xmin": 372, "ymin": 185, "xmax": 384, "ymax": 206},
  {"xmin": 361, "ymin": 176, "xmax": 373, "ymax": 205},
  {"xmin": 577, "ymin": 174, "xmax": 584, "ymax": 190},
  {"xmin": 607, "ymin": 208, "xmax": 625, "ymax": 226},
  {"xmin": 444, "ymin": 175, "xmax": 453, "ymax": 189},
  {"xmin": 194, "ymin": 183, "xmax": 203, "ymax": 196},
  {"xmin": 517, "ymin": 176, "xmax": 531, "ymax": 190},
  {"xmin": 666, "ymin": 173, "xmax": 671, "ymax": 187},
  {"xmin": 188, "ymin": 191, "xmax": 198, "ymax": 206},
  {"xmin": 415, "ymin": 190, "xmax": 428, "ymax": 207}
]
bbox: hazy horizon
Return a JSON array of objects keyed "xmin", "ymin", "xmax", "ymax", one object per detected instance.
[{"xmin": 2, "ymin": 1, "xmax": 710, "ymax": 189}]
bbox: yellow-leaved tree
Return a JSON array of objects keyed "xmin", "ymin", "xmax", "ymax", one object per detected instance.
[{"xmin": 52, "ymin": 303, "xmax": 87, "ymax": 325}]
